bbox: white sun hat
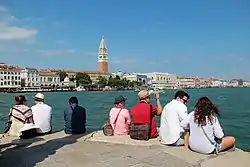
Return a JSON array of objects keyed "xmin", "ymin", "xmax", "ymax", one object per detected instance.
[
  {"xmin": 34, "ymin": 93, "xmax": 45, "ymax": 101},
  {"xmin": 19, "ymin": 123, "xmax": 38, "ymax": 132}
]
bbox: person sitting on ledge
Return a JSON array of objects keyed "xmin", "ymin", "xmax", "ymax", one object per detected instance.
[
  {"xmin": 31, "ymin": 93, "xmax": 52, "ymax": 136},
  {"xmin": 159, "ymin": 90, "xmax": 189, "ymax": 146},
  {"xmin": 131, "ymin": 90, "xmax": 162, "ymax": 139},
  {"xmin": 7, "ymin": 95, "xmax": 37, "ymax": 139},
  {"xmin": 64, "ymin": 97, "xmax": 86, "ymax": 134},
  {"xmin": 109, "ymin": 95, "xmax": 131, "ymax": 135},
  {"xmin": 180, "ymin": 97, "xmax": 236, "ymax": 154}
]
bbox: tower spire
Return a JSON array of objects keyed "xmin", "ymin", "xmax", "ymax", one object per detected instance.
[
  {"xmin": 99, "ymin": 36, "xmax": 107, "ymax": 50},
  {"xmin": 98, "ymin": 36, "xmax": 108, "ymax": 73}
]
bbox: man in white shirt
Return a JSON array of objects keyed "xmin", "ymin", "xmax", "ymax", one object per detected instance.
[
  {"xmin": 159, "ymin": 90, "xmax": 189, "ymax": 146},
  {"xmin": 31, "ymin": 93, "xmax": 52, "ymax": 135}
]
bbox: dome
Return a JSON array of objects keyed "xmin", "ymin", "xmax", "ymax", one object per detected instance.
[{"xmin": 64, "ymin": 76, "xmax": 70, "ymax": 82}]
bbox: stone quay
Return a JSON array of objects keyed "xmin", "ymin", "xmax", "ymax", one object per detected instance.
[{"xmin": 0, "ymin": 131, "xmax": 249, "ymax": 167}]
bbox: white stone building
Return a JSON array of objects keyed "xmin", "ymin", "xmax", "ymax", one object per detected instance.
[
  {"xmin": 122, "ymin": 73, "xmax": 148, "ymax": 85},
  {"xmin": 0, "ymin": 65, "xmax": 22, "ymax": 88},
  {"xmin": 144, "ymin": 72, "xmax": 177, "ymax": 89},
  {"xmin": 39, "ymin": 72, "xmax": 61, "ymax": 87},
  {"xmin": 21, "ymin": 68, "xmax": 40, "ymax": 87},
  {"xmin": 210, "ymin": 80, "xmax": 223, "ymax": 87},
  {"xmin": 177, "ymin": 76, "xmax": 195, "ymax": 88}
]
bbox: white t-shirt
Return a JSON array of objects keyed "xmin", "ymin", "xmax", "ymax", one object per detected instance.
[
  {"xmin": 31, "ymin": 103, "xmax": 52, "ymax": 133},
  {"xmin": 159, "ymin": 99, "xmax": 188, "ymax": 144},
  {"xmin": 180, "ymin": 111, "xmax": 224, "ymax": 154}
]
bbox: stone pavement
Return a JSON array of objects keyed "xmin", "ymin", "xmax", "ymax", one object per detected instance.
[{"xmin": 0, "ymin": 131, "xmax": 249, "ymax": 167}]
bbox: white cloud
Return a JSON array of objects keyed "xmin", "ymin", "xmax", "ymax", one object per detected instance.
[
  {"xmin": 0, "ymin": 6, "xmax": 38, "ymax": 41},
  {"xmin": 38, "ymin": 49, "xmax": 76, "ymax": 56}
]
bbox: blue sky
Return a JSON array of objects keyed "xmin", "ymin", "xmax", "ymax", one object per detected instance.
[{"xmin": 0, "ymin": 0, "xmax": 249, "ymax": 79}]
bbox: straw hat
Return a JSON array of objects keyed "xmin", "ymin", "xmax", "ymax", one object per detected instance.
[{"xmin": 138, "ymin": 90, "xmax": 150, "ymax": 100}]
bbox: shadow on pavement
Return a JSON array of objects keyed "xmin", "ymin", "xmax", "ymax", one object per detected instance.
[{"xmin": 0, "ymin": 131, "xmax": 92, "ymax": 167}]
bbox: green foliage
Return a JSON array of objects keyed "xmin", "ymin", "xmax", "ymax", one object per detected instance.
[
  {"xmin": 97, "ymin": 76, "xmax": 107, "ymax": 85},
  {"xmin": 107, "ymin": 75, "xmax": 141, "ymax": 87},
  {"xmin": 75, "ymin": 72, "xmax": 92, "ymax": 86},
  {"xmin": 56, "ymin": 71, "xmax": 68, "ymax": 81}
]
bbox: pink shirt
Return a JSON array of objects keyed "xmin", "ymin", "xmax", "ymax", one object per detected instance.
[{"xmin": 109, "ymin": 105, "xmax": 131, "ymax": 135}]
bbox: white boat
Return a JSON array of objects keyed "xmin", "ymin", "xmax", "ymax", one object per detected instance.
[
  {"xmin": 148, "ymin": 88, "xmax": 165, "ymax": 94},
  {"xmin": 75, "ymin": 86, "xmax": 86, "ymax": 92}
]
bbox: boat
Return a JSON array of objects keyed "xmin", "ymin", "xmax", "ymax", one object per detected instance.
[
  {"xmin": 75, "ymin": 86, "xmax": 86, "ymax": 92},
  {"xmin": 148, "ymin": 88, "xmax": 166, "ymax": 94}
]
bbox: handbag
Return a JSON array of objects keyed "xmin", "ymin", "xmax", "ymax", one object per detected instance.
[
  {"xmin": 129, "ymin": 105, "xmax": 153, "ymax": 140},
  {"xmin": 103, "ymin": 108, "xmax": 122, "ymax": 136},
  {"xmin": 201, "ymin": 126, "xmax": 219, "ymax": 154}
]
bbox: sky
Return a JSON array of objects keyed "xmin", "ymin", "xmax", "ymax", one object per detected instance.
[{"xmin": 0, "ymin": 0, "xmax": 249, "ymax": 79}]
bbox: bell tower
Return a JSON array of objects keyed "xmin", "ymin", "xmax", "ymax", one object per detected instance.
[{"xmin": 98, "ymin": 36, "xmax": 108, "ymax": 73}]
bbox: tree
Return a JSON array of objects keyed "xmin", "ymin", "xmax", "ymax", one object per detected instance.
[
  {"xmin": 97, "ymin": 76, "xmax": 107, "ymax": 85},
  {"xmin": 56, "ymin": 71, "xmax": 68, "ymax": 81},
  {"xmin": 75, "ymin": 72, "xmax": 92, "ymax": 86},
  {"xmin": 69, "ymin": 77, "xmax": 75, "ymax": 82}
]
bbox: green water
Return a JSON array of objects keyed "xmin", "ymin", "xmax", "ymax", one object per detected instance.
[{"xmin": 0, "ymin": 88, "xmax": 249, "ymax": 151}]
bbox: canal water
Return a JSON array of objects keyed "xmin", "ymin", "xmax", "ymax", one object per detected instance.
[{"xmin": 0, "ymin": 88, "xmax": 249, "ymax": 151}]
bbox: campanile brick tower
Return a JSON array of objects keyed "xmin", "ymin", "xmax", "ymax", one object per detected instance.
[{"xmin": 98, "ymin": 36, "xmax": 108, "ymax": 73}]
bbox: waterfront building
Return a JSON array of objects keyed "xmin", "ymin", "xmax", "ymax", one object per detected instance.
[
  {"xmin": 210, "ymin": 79, "xmax": 223, "ymax": 87},
  {"xmin": 228, "ymin": 79, "xmax": 239, "ymax": 87},
  {"xmin": 0, "ymin": 64, "xmax": 22, "ymax": 89},
  {"xmin": 61, "ymin": 76, "xmax": 76, "ymax": 88},
  {"xmin": 98, "ymin": 36, "xmax": 108, "ymax": 73},
  {"xmin": 193, "ymin": 78, "xmax": 212, "ymax": 88},
  {"xmin": 243, "ymin": 81, "xmax": 250, "ymax": 87},
  {"xmin": 144, "ymin": 72, "xmax": 178, "ymax": 89},
  {"xmin": 122, "ymin": 73, "xmax": 148, "ymax": 86},
  {"xmin": 21, "ymin": 68, "xmax": 40, "ymax": 87},
  {"xmin": 177, "ymin": 76, "xmax": 195, "ymax": 88},
  {"xmin": 39, "ymin": 71, "xmax": 61, "ymax": 88}
]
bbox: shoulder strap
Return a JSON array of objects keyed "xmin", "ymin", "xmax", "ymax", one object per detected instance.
[
  {"xmin": 148, "ymin": 105, "xmax": 153, "ymax": 138},
  {"xmin": 113, "ymin": 108, "xmax": 122, "ymax": 129},
  {"xmin": 201, "ymin": 126, "xmax": 215, "ymax": 145}
]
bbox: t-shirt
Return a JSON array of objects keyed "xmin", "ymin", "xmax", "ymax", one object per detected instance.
[
  {"xmin": 31, "ymin": 103, "xmax": 52, "ymax": 133},
  {"xmin": 131, "ymin": 100, "xmax": 158, "ymax": 139},
  {"xmin": 109, "ymin": 105, "xmax": 131, "ymax": 135},
  {"xmin": 159, "ymin": 99, "xmax": 188, "ymax": 144},
  {"xmin": 180, "ymin": 111, "xmax": 224, "ymax": 154}
]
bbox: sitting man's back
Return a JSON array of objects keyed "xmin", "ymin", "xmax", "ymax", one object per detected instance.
[
  {"xmin": 64, "ymin": 96, "xmax": 86, "ymax": 134},
  {"xmin": 31, "ymin": 93, "xmax": 52, "ymax": 135}
]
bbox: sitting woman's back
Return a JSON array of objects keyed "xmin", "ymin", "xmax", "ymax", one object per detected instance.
[
  {"xmin": 181, "ymin": 97, "xmax": 235, "ymax": 154},
  {"xmin": 8, "ymin": 95, "xmax": 34, "ymax": 138},
  {"xmin": 109, "ymin": 95, "xmax": 131, "ymax": 135}
]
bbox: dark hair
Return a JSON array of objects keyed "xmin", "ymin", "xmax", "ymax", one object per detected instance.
[
  {"xmin": 69, "ymin": 97, "xmax": 78, "ymax": 105},
  {"xmin": 194, "ymin": 96, "xmax": 220, "ymax": 126},
  {"xmin": 15, "ymin": 95, "xmax": 27, "ymax": 105},
  {"xmin": 174, "ymin": 90, "xmax": 189, "ymax": 99}
]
